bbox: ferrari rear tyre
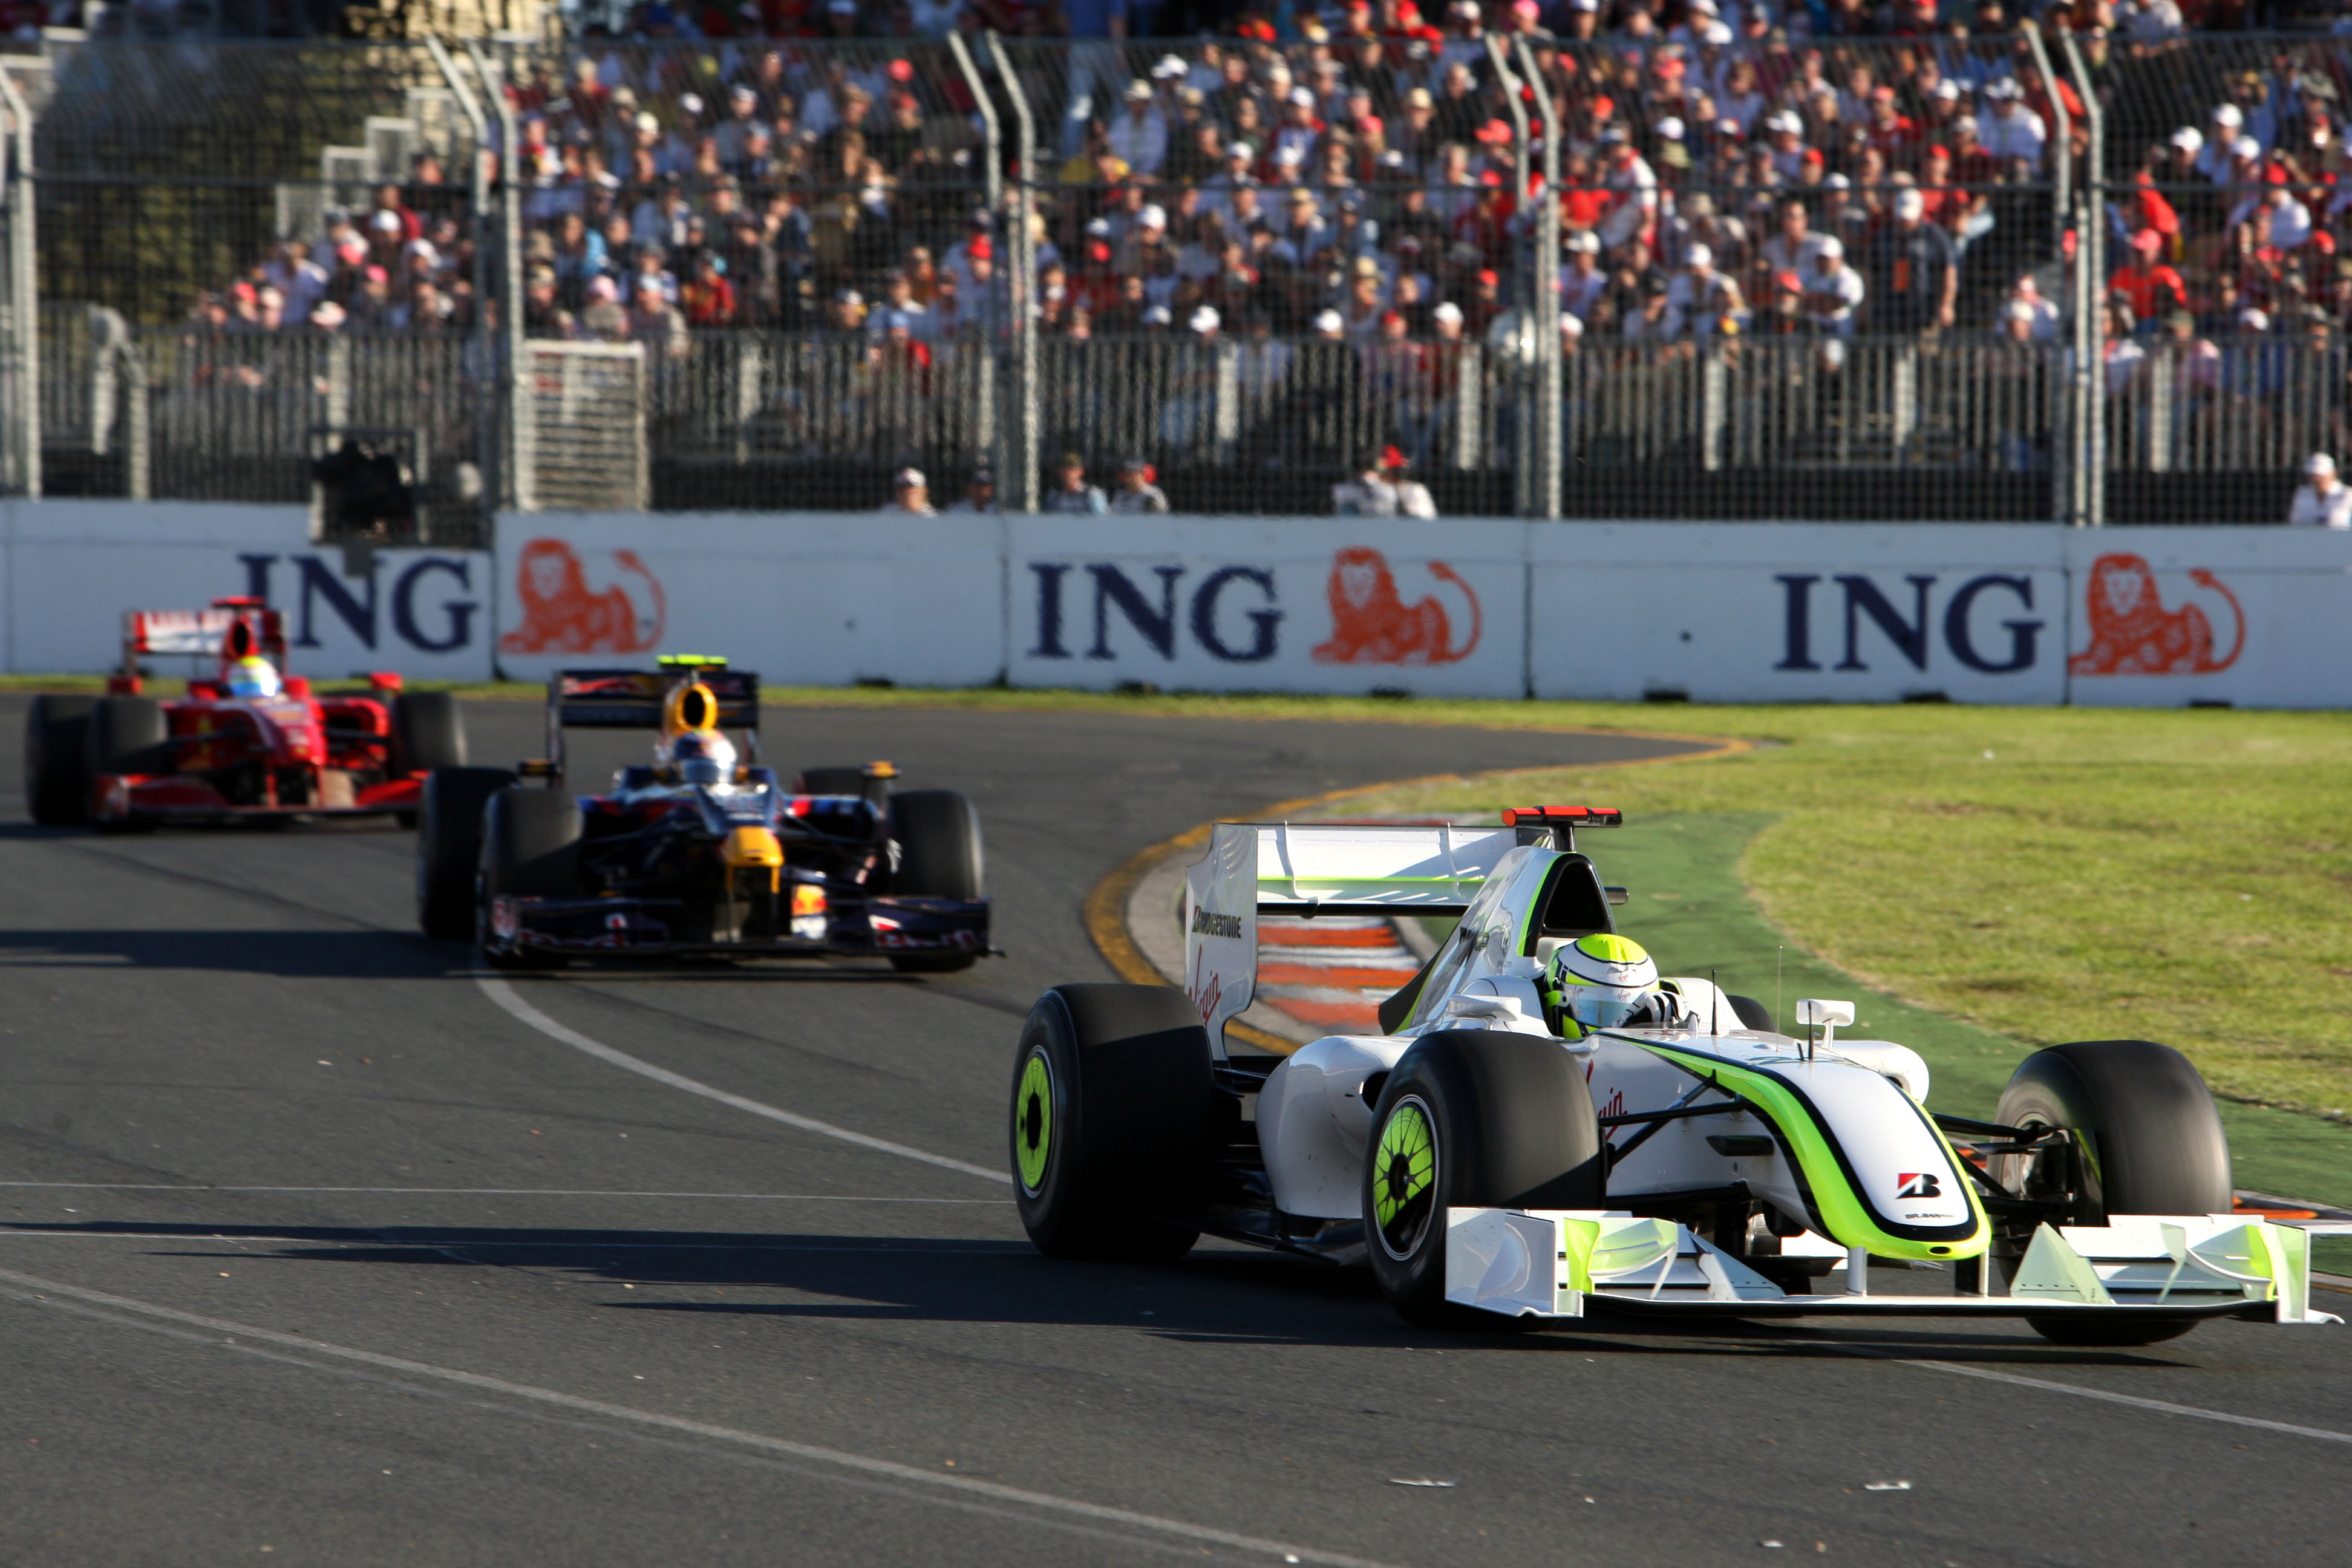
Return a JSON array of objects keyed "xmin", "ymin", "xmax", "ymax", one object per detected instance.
[
  {"xmin": 1364, "ymin": 1030, "xmax": 1605, "ymax": 1329},
  {"xmin": 1011, "ymin": 984, "xmax": 1211, "ymax": 1262},
  {"xmin": 887, "ymin": 789, "xmax": 984, "ymax": 972},
  {"xmin": 477, "ymin": 788, "xmax": 581, "ymax": 970},
  {"xmin": 416, "ymin": 766, "xmax": 517, "ymax": 939},
  {"xmin": 1998, "ymin": 1039, "xmax": 2232, "ymax": 1349},
  {"xmin": 24, "ymin": 694, "xmax": 96, "ymax": 826},
  {"xmin": 390, "ymin": 691, "xmax": 467, "ymax": 776}
]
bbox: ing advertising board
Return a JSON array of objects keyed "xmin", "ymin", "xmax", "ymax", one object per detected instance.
[{"xmin": 1006, "ymin": 516, "xmax": 1527, "ymax": 696}]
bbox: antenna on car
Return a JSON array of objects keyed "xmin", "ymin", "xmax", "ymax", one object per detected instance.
[{"xmin": 1711, "ymin": 967, "xmax": 1719, "ymax": 1036}]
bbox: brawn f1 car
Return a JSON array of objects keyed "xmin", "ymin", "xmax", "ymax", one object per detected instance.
[
  {"xmin": 23, "ymin": 598, "xmax": 465, "ymax": 829},
  {"xmin": 1010, "ymin": 810, "xmax": 2342, "ymax": 1344},
  {"xmin": 414, "ymin": 658, "xmax": 991, "ymax": 970}
]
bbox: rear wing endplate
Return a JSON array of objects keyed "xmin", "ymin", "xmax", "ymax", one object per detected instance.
[
  {"xmin": 551, "ymin": 667, "xmax": 760, "ymax": 730},
  {"xmin": 1182, "ymin": 822, "xmax": 1521, "ymax": 1058}
]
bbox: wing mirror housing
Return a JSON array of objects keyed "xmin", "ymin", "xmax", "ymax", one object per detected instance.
[{"xmin": 1794, "ymin": 998, "xmax": 1855, "ymax": 1045}]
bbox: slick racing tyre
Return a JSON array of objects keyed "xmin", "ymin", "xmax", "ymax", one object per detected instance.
[
  {"xmin": 1997, "ymin": 1040, "xmax": 2232, "ymax": 1348},
  {"xmin": 24, "ymin": 694, "xmax": 96, "ymax": 826},
  {"xmin": 390, "ymin": 691, "xmax": 468, "ymax": 777},
  {"xmin": 477, "ymin": 787, "xmax": 581, "ymax": 971},
  {"xmin": 886, "ymin": 789, "xmax": 984, "ymax": 973},
  {"xmin": 1011, "ymin": 984, "xmax": 1212, "ymax": 1263},
  {"xmin": 86, "ymin": 696, "xmax": 169, "ymax": 832},
  {"xmin": 1726, "ymin": 994, "xmax": 1774, "ymax": 1031},
  {"xmin": 1364, "ymin": 1030, "xmax": 1605, "ymax": 1330},
  {"xmin": 416, "ymin": 766, "xmax": 517, "ymax": 939}
]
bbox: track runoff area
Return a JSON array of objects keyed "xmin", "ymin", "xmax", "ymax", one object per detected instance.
[{"xmin": 2, "ymin": 694, "xmax": 2347, "ymax": 1567}]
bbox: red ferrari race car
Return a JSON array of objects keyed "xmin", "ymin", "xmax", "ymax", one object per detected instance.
[{"xmin": 22, "ymin": 598, "xmax": 467, "ymax": 830}]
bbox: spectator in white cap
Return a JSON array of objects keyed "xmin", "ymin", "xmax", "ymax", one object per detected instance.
[
  {"xmin": 1664, "ymin": 242, "xmax": 1745, "ymax": 338},
  {"xmin": 2288, "ymin": 454, "xmax": 2352, "ymax": 528},
  {"xmin": 881, "ymin": 467, "xmax": 935, "ymax": 514},
  {"xmin": 2192, "ymin": 105, "xmax": 2246, "ymax": 183},
  {"xmin": 1561, "ymin": 229, "xmax": 1606, "ymax": 322},
  {"xmin": 1980, "ymin": 79, "xmax": 2046, "ymax": 171},
  {"xmin": 1802, "ymin": 236, "xmax": 1866, "ymax": 338},
  {"xmin": 1108, "ymin": 79, "xmax": 1169, "ymax": 176}
]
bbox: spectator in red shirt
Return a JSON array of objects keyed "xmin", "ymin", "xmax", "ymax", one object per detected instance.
[
  {"xmin": 681, "ymin": 252, "xmax": 737, "ymax": 326},
  {"xmin": 2108, "ymin": 229, "xmax": 2188, "ymax": 328}
]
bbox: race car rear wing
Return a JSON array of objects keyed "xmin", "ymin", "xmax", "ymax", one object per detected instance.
[
  {"xmin": 1181, "ymin": 814, "xmax": 1619, "ymax": 1056},
  {"xmin": 537, "ymin": 662, "xmax": 760, "ymax": 785},
  {"xmin": 122, "ymin": 599, "xmax": 287, "ymax": 674}
]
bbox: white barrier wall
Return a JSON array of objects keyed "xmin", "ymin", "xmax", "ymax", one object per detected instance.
[
  {"xmin": 6, "ymin": 503, "xmax": 2347, "ymax": 708},
  {"xmin": 491, "ymin": 511, "xmax": 1004, "ymax": 689},
  {"xmin": 1, "ymin": 501, "xmax": 494, "ymax": 681}
]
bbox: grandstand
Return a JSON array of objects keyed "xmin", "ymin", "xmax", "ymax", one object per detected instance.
[{"xmin": 2, "ymin": 4, "xmax": 2347, "ymax": 531}]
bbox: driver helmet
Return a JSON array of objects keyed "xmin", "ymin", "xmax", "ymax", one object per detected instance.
[
  {"xmin": 1546, "ymin": 933, "xmax": 1661, "ymax": 1030},
  {"xmin": 668, "ymin": 728, "xmax": 737, "ymax": 788},
  {"xmin": 226, "ymin": 656, "xmax": 282, "ymax": 699}
]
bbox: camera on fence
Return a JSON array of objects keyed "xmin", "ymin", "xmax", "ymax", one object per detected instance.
[{"xmin": 312, "ymin": 437, "xmax": 419, "ymax": 543}]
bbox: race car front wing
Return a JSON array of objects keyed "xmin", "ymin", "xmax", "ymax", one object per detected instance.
[
  {"xmin": 1446, "ymin": 1209, "xmax": 2346, "ymax": 1325},
  {"xmin": 485, "ymin": 890, "xmax": 991, "ymax": 960}
]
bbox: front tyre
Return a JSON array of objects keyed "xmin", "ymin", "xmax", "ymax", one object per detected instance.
[
  {"xmin": 887, "ymin": 789, "xmax": 984, "ymax": 973},
  {"xmin": 477, "ymin": 787, "xmax": 581, "ymax": 972},
  {"xmin": 416, "ymin": 766, "xmax": 517, "ymax": 939},
  {"xmin": 1997, "ymin": 1039, "xmax": 2232, "ymax": 1349},
  {"xmin": 390, "ymin": 690, "xmax": 468, "ymax": 776},
  {"xmin": 1010, "ymin": 984, "xmax": 1210, "ymax": 1262},
  {"xmin": 1364, "ymin": 1030, "xmax": 1604, "ymax": 1329},
  {"xmin": 24, "ymin": 695, "xmax": 96, "ymax": 826}
]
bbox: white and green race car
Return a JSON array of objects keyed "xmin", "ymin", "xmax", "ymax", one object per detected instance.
[{"xmin": 1008, "ymin": 809, "xmax": 2343, "ymax": 1344}]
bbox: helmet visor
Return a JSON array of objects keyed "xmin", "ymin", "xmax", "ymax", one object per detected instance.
[{"xmin": 1561, "ymin": 987, "xmax": 1650, "ymax": 1030}]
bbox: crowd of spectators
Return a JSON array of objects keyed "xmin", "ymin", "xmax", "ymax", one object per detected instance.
[{"xmin": 183, "ymin": 3, "xmax": 2352, "ymax": 475}]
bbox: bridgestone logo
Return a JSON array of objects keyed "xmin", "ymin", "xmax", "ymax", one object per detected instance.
[{"xmin": 1191, "ymin": 907, "xmax": 1244, "ymax": 939}]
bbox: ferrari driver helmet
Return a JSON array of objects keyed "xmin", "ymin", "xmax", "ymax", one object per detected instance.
[
  {"xmin": 669, "ymin": 728, "xmax": 737, "ymax": 788},
  {"xmin": 226, "ymin": 656, "xmax": 282, "ymax": 699},
  {"xmin": 1546, "ymin": 933, "xmax": 1673, "ymax": 1031}
]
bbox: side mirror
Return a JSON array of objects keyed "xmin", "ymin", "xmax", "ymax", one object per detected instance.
[
  {"xmin": 1604, "ymin": 886, "xmax": 1628, "ymax": 906},
  {"xmin": 1794, "ymin": 998, "xmax": 1855, "ymax": 1045}
]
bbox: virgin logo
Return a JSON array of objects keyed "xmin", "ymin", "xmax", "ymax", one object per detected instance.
[
  {"xmin": 501, "ymin": 540, "xmax": 667, "ymax": 655},
  {"xmin": 1312, "ymin": 547, "xmax": 1482, "ymax": 665},
  {"xmin": 2069, "ymin": 553, "xmax": 2243, "ymax": 676}
]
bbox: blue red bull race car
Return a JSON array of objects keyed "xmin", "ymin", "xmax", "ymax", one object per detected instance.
[
  {"xmin": 22, "ymin": 598, "xmax": 465, "ymax": 829},
  {"xmin": 414, "ymin": 658, "xmax": 991, "ymax": 971}
]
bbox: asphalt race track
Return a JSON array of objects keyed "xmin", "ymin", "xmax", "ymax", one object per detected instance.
[{"xmin": 2, "ymin": 696, "xmax": 2346, "ymax": 1567}]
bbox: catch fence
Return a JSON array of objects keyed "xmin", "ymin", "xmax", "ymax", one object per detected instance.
[{"xmin": 1, "ymin": 28, "xmax": 2347, "ymax": 524}]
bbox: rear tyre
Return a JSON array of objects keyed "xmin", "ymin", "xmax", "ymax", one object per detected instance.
[
  {"xmin": 1011, "ymin": 984, "xmax": 1212, "ymax": 1262},
  {"xmin": 887, "ymin": 789, "xmax": 984, "ymax": 973},
  {"xmin": 87, "ymin": 696, "xmax": 169, "ymax": 831},
  {"xmin": 477, "ymin": 788, "xmax": 582, "ymax": 971},
  {"xmin": 390, "ymin": 691, "xmax": 467, "ymax": 776},
  {"xmin": 1726, "ymin": 994, "xmax": 1773, "ymax": 1031},
  {"xmin": 416, "ymin": 766, "xmax": 518, "ymax": 939},
  {"xmin": 24, "ymin": 695, "xmax": 96, "ymax": 826},
  {"xmin": 1364, "ymin": 1030, "xmax": 1605, "ymax": 1330},
  {"xmin": 1998, "ymin": 1039, "xmax": 2232, "ymax": 1349}
]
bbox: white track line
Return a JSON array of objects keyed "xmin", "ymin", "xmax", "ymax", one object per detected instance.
[
  {"xmin": 0, "ymin": 1184, "xmax": 1006, "ymax": 1201},
  {"xmin": 0, "ymin": 1266, "xmax": 1393, "ymax": 1568},
  {"xmin": 475, "ymin": 976, "xmax": 1011, "ymax": 1186},
  {"xmin": 0, "ymin": 1234, "xmax": 1019, "ymax": 1253},
  {"xmin": 1825, "ymin": 1347, "xmax": 2352, "ymax": 1446}
]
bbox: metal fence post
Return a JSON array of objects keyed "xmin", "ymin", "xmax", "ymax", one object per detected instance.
[
  {"xmin": 0, "ymin": 65, "xmax": 39, "ymax": 499},
  {"xmin": 1517, "ymin": 39, "xmax": 1561, "ymax": 520},
  {"xmin": 2020, "ymin": 22, "xmax": 2073, "ymax": 525},
  {"xmin": 428, "ymin": 36, "xmax": 494, "ymax": 541},
  {"xmin": 2057, "ymin": 30, "xmax": 2104, "ymax": 527},
  {"xmin": 464, "ymin": 38, "xmax": 523, "ymax": 520},
  {"xmin": 1488, "ymin": 35, "xmax": 1535, "ymax": 517},
  {"xmin": 985, "ymin": 33, "xmax": 1039, "ymax": 514},
  {"xmin": 947, "ymin": 31, "xmax": 1010, "ymax": 500}
]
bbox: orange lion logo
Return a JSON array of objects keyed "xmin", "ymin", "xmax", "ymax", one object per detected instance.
[
  {"xmin": 1312, "ymin": 547, "xmax": 1482, "ymax": 665},
  {"xmin": 500, "ymin": 539, "xmax": 666, "ymax": 655},
  {"xmin": 2069, "ymin": 552, "xmax": 2243, "ymax": 676}
]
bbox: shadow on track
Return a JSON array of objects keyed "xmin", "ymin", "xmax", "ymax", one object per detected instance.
[{"xmin": 4, "ymin": 1218, "xmax": 2190, "ymax": 1365}]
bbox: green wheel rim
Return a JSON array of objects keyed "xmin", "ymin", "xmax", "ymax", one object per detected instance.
[
  {"xmin": 1015, "ymin": 1050, "xmax": 1054, "ymax": 1194},
  {"xmin": 1373, "ymin": 1096, "xmax": 1439, "ymax": 1259}
]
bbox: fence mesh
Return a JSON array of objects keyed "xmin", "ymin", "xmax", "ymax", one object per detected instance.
[{"xmin": 4, "ymin": 30, "xmax": 2348, "ymax": 522}]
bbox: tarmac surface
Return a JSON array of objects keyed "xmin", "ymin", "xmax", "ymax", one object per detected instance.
[{"xmin": 1, "ymin": 694, "xmax": 2346, "ymax": 1567}]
